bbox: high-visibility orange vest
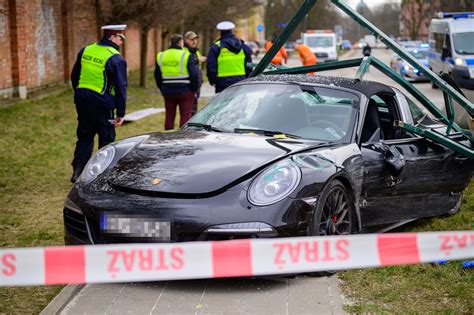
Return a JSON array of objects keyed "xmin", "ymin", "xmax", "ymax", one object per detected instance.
[
  {"xmin": 295, "ymin": 44, "xmax": 317, "ymax": 65},
  {"xmin": 265, "ymin": 41, "xmax": 288, "ymax": 65}
]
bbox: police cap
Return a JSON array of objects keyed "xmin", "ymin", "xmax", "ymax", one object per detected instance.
[
  {"xmin": 216, "ymin": 21, "xmax": 235, "ymax": 31},
  {"xmin": 101, "ymin": 24, "xmax": 127, "ymax": 39}
]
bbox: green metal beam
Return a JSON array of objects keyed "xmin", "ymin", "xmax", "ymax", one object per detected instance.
[
  {"xmin": 265, "ymin": 56, "xmax": 461, "ymax": 132},
  {"xmin": 251, "ymin": 0, "xmax": 318, "ymax": 77},
  {"xmin": 396, "ymin": 121, "xmax": 473, "ymax": 159},
  {"xmin": 355, "ymin": 56, "xmax": 372, "ymax": 80},
  {"xmin": 250, "ymin": 0, "xmax": 472, "ymax": 157},
  {"xmin": 264, "ymin": 58, "xmax": 364, "ymax": 75},
  {"xmin": 443, "ymin": 92, "xmax": 455, "ymax": 135},
  {"xmin": 370, "ymin": 58, "xmax": 462, "ymax": 132},
  {"xmin": 330, "ymin": 0, "xmax": 474, "ymax": 117}
]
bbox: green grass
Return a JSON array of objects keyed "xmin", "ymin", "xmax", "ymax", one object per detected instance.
[
  {"xmin": 340, "ymin": 182, "xmax": 474, "ymax": 314},
  {"xmin": 0, "ymin": 70, "xmax": 171, "ymax": 313}
]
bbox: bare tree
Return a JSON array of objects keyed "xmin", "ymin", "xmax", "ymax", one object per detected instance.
[
  {"xmin": 96, "ymin": 0, "xmax": 185, "ymax": 87},
  {"xmin": 265, "ymin": 0, "xmax": 342, "ymax": 42},
  {"xmin": 0, "ymin": 2, "xmax": 7, "ymax": 16},
  {"xmin": 438, "ymin": 0, "xmax": 474, "ymax": 12},
  {"xmin": 372, "ymin": 1, "xmax": 401, "ymax": 38},
  {"xmin": 401, "ymin": 0, "xmax": 434, "ymax": 40},
  {"xmin": 183, "ymin": 0, "xmax": 256, "ymax": 56},
  {"xmin": 95, "ymin": 0, "xmax": 259, "ymax": 87}
]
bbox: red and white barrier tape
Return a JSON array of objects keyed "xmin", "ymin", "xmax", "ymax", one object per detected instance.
[{"xmin": 1, "ymin": 231, "xmax": 473, "ymax": 286}]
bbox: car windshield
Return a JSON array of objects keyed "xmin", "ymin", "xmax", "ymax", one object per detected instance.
[
  {"xmin": 452, "ymin": 32, "xmax": 474, "ymax": 54},
  {"xmin": 188, "ymin": 83, "xmax": 359, "ymax": 142},
  {"xmin": 306, "ymin": 36, "xmax": 334, "ymax": 48},
  {"xmin": 410, "ymin": 50, "xmax": 429, "ymax": 59}
]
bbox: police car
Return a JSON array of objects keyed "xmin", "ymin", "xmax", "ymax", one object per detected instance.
[{"xmin": 428, "ymin": 12, "xmax": 474, "ymax": 90}]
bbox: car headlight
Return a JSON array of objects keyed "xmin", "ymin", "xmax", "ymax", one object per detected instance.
[
  {"xmin": 247, "ymin": 159, "xmax": 301, "ymax": 206},
  {"xmin": 79, "ymin": 146, "xmax": 115, "ymax": 183},
  {"xmin": 455, "ymin": 58, "xmax": 464, "ymax": 66}
]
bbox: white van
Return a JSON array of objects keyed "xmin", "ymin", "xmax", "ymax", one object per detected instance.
[
  {"xmin": 302, "ymin": 30, "xmax": 338, "ymax": 62},
  {"xmin": 428, "ymin": 12, "xmax": 474, "ymax": 90}
]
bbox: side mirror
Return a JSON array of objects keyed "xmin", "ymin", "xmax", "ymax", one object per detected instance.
[
  {"xmin": 441, "ymin": 46, "xmax": 450, "ymax": 60},
  {"xmin": 384, "ymin": 145, "xmax": 405, "ymax": 177}
]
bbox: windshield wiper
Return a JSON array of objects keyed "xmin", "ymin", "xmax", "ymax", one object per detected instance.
[
  {"xmin": 186, "ymin": 122, "xmax": 223, "ymax": 132},
  {"xmin": 234, "ymin": 128, "xmax": 301, "ymax": 139}
]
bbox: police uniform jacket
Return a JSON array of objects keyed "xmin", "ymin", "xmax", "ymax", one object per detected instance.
[
  {"xmin": 154, "ymin": 44, "xmax": 199, "ymax": 96},
  {"xmin": 206, "ymin": 32, "xmax": 253, "ymax": 90},
  {"xmin": 71, "ymin": 37, "xmax": 127, "ymax": 118}
]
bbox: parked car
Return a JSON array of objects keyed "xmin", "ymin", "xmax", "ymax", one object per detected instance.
[
  {"xmin": 64, "ymin": 75, "xmax": 472, "ymax": 246},
  {"xmin": 340, "ymin": 40, "xmax": 352, "ymax": 50},
  {"xmin": 391, "ymin": 49, "xmax": 430, "ymax": 82},
  {"xmin": 428, "ymin": 12, "xmax": 474, "ymax": 90},
  {"xmin": 302, "ymin": 30, "xmax": 338, "ymax": 62}
]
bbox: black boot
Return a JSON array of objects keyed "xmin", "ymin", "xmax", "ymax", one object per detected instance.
[{"xmin": 70, "ymin": 166, "xmax": 83, "ymax": 183}]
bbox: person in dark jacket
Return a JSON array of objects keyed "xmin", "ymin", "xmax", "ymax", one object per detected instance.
[
  {"xmin": 184, "ymin": 31, "xmax": 205, "ymax": 116},
  {"xmin": 155, "ymin": 34, "xmax": 199, "ymax": 130},
  {"xmin": 206, "ymin": 21, "xmax": 253, "ymax": 93},
  {"xmin": 70, "ymin": 24, "xmax": 128, "ymax": 183},
  {"xmin": 363, "ymin": 43, "xmax": 372, "ymax": 57}
]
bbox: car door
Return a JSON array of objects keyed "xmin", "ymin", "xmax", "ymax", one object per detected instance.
[{"xmin": 359, "ymin": 92, "xmax": 471, "ymax": 229}]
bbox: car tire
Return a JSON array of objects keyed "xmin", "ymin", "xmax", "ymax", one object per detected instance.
[{"xmin": 306, "ymin": 179, "xmax": 354, "ymax": 277}]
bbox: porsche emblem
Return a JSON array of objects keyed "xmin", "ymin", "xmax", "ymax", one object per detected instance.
[{"xmin": 151, "ymin": 178, "xmax": 162, "ymax": 185}]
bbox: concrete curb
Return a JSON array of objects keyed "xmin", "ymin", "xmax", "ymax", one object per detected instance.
[{"xmin": 40, "ymin": 284, "xmax": 84, "ymax": 315}]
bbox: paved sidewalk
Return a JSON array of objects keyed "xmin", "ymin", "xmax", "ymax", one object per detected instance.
[{"xmin": 60, "ymin": 275, "xmax": 346, "ymax": 314}]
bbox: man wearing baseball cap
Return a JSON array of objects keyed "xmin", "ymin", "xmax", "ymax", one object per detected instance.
[
  {"xmin": 69, "ymin": 24, "xmax": 128, "ymax": 183},
  {"xmin": 184, "ymin": 31, "xmax": 205, "ymax": 116},
  {"xmin": 206, "ymin": 21, "xmax": 253, "ymax": 93}
]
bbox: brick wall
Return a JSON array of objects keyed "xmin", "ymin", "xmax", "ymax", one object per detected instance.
[
  {"xmin": 0, "ymin": 1, "xmax": 12, "ymax": 93},
  {"xmin": 124, "ymin": 27, "xmax": 140, "ymax": 70},
  {"xmin": 0, "ymin": 0, "xmax": 163, "ymax": 99},
  {"xmin": 26, "ymin": 0, "xmax": 65, "ymax": 89}
]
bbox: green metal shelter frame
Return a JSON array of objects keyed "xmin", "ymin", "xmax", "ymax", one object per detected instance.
[{"xmin": 251, "ymin": 0, "xmax": 474, "ymax": 159}]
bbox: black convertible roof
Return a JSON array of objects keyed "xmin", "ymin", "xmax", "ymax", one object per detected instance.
[{"xmin": 245, "ymin": 74, "xmax": 395, "ymax": 97}]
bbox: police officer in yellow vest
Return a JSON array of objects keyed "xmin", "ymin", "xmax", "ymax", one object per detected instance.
[
  {"xmin": 207, "ymin": 21, "xmax": 253, "ymax": 93},
  {"xmin": 70, "ymin": 25, "xmax": 128, "ymax": 182},
  {"xmin": 155, "ymin": 34, "xmax": 199, "ymax": 130}
]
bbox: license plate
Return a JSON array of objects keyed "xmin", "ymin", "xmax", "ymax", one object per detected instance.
[
  {"xmin": 100, "ymin": 213, "xmax": 171, "ymax": 241},
  {"xmin": 469, "ymin": 67, "xmax": 474, "ymax": 78}
]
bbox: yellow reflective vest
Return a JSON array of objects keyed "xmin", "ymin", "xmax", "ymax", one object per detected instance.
[
  {"xmin": 78, "ymin": 43, "xmax": 120, "ymax": 94},
  {"xmin": 215, "ymin": 41, "xmax": 246, "ymax": 77},
  {"xmin": 157, "ymin": 48, "xmax": 191, "ymax": 84}
]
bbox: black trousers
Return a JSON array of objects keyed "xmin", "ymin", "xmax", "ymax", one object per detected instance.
[{"xmin": 72, "ymin": 102, "xmax": 115, "ymax": 170}]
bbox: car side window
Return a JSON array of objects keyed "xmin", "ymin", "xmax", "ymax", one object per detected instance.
[{"xmin": 361, "ymin": 94, "xmax": 413, "ymax": 143}]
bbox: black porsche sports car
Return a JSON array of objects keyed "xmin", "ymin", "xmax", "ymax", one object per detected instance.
[{"xmin": 64, "ymin": 75, "xmax": 473, "ymax": 245}]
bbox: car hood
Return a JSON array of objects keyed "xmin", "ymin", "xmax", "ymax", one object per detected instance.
[{"xmin": 106, "ymin": 130, "xmax": 324, "ymax": 195}]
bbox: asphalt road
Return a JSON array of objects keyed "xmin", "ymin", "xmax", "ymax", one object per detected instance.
[{"xmin": 52, "ymin": 49, "xmax": 467, "ymax": 315}]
